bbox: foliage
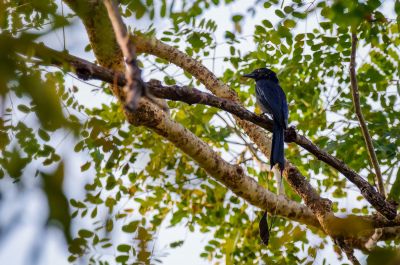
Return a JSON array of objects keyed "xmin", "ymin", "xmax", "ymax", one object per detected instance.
[{"xmin": 0, "ymin": 0, "xmax": 399, "ymax": 264}]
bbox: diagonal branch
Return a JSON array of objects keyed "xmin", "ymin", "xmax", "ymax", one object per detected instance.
[
  {"xmin": 350, "ymin": 32, "xmax": 385, "ymax": 197},
  {"xmin": 104, "ymin": 0, "xmax": 144, "ymax": 111}
]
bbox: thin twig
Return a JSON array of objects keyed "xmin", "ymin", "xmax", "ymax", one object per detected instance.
[
  {"xmin": 350, "ymin": 32, "xmax": 386, "ymax": 197},
  {"xmin": 60, "ymin": 0, "xmax": 66, "ymax": 51},
  {"xmin": 103, "ymin": 0, "xmax": 144, "ymax": 111}
]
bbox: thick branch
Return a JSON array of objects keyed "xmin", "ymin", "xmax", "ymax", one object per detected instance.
[
  {"xmin": 350, "ymin": 32, "xmax": 385, "ymax": 197},
  {"xmin": 104, "ymin": 0, "xmax": 143, "ymax": 111}
]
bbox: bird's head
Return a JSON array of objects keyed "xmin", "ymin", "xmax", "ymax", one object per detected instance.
[{"xmin": 243, "ymin": 68, "xmax": 278, "ymax": 82}]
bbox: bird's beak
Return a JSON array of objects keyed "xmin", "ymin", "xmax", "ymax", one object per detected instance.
[{"xmin": 243, "ymin": 73, "xmax": 256, "ymax": 79}]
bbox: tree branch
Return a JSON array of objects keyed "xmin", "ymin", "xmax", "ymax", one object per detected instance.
[
  {"xmin": 63, "ymin": 0, "xmax": 124, "ymax": 70},
  {"xmin": 336, "ymin": 238, "xmax": 361, "ymax": 265},
  {"xmin": 350, "ymin": 32, "xmax": 385, "ymax": 197},
  {"xmin": 103, "ymin": 0, "xmax": 144, "ymax": 111}
]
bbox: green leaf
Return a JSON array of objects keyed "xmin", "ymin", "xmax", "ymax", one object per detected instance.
[
  {"xmin": 74, "ymin": 141, "xmax": 84, "ymax": 152},
  {"xmin": 170, "ymin": 240, "xmax": 184, "ymax": 248},
  {"xmin": 106, "ymin": 219, "xmax": 114, "ymax": 232},
  {"xmin": 78, "ymin": 229, "xmax": 94, "ymax": 238},
  {"xmin": 232, "ymin": 14, "xmax": 243, "ymax": 22},
  {"xmin": 17, "ymin": 104, "xmax": 30, "ymax": 113},
  {"xmin": 122, "ymin": 221, "xmax": 139, "ymax": 233},
  {"xmin": 102, "ymin": 243, "xmax": 112, "ymax": 248},
  {"xmin": 38, "ymin": 129, "xmax": 50, "ymax": 142},
  {"xmin": 275, "ymin": 9, "xmax": 285, "ymax": 18},
  {"xmin": 283, "ymin": 6, "xmax": 294, "ymax": 13},
  {"xmin": 283, "ymin": 19, "xmax": 296, "ymax": 28},
  {"xmin": 262, "ymin": 19, "xmax": 273, "ymax": 28},
  {"xmin": 91, "ymin": 207, "xmax": 98, "ymax": 218},
  {"xmin": 80, "ymin": 161, "xmax": 91, "ymax": 172},
  {"xmin": 117, "ymin": 244, "xmax": 131, "ymax": 253},
  {"xmin": 68, "ymin": 255, "xmax": 77, "ymax": 262},
  {"xmin": 320, "ymin": 22, "xmax": 332, "ymax": 30},
  {"xmin": 160, "ymin": 0, "xmax": 166, "ymax": 17},
  {"xmin": 116, "ymin": 255, "xmax": 129, "ymax": 263}
]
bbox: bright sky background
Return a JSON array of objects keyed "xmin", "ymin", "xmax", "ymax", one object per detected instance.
[{"xmin": 0, "ymin": 1, "xmax": 397, "ymax": 265}]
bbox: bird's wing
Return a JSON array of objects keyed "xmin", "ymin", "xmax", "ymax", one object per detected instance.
[{"xmin": 256, "ymin": 80, "xmax": 287, "ymax": 128}]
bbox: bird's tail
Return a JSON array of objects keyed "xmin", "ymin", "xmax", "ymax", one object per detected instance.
[
  {"xmin": 271, "ymin": 122, "xmax": 285, "ymax": 173},
  {"xmin": 259, "ymin": 123, "xmax": 285, "ymax": 246}
]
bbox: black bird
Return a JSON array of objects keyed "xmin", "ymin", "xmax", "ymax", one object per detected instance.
[
  {"xmin": 243, "ymin": 67, "xmax": 288, "ymax": 245},
  {"xmin": 243, "ymin": 67, "xmax": 288, "ymax": 173}
]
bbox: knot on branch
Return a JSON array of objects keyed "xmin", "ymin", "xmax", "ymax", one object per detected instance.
[{"xmin": 235, "ymin": 165, "xmax": 244, "ymax": 175}]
